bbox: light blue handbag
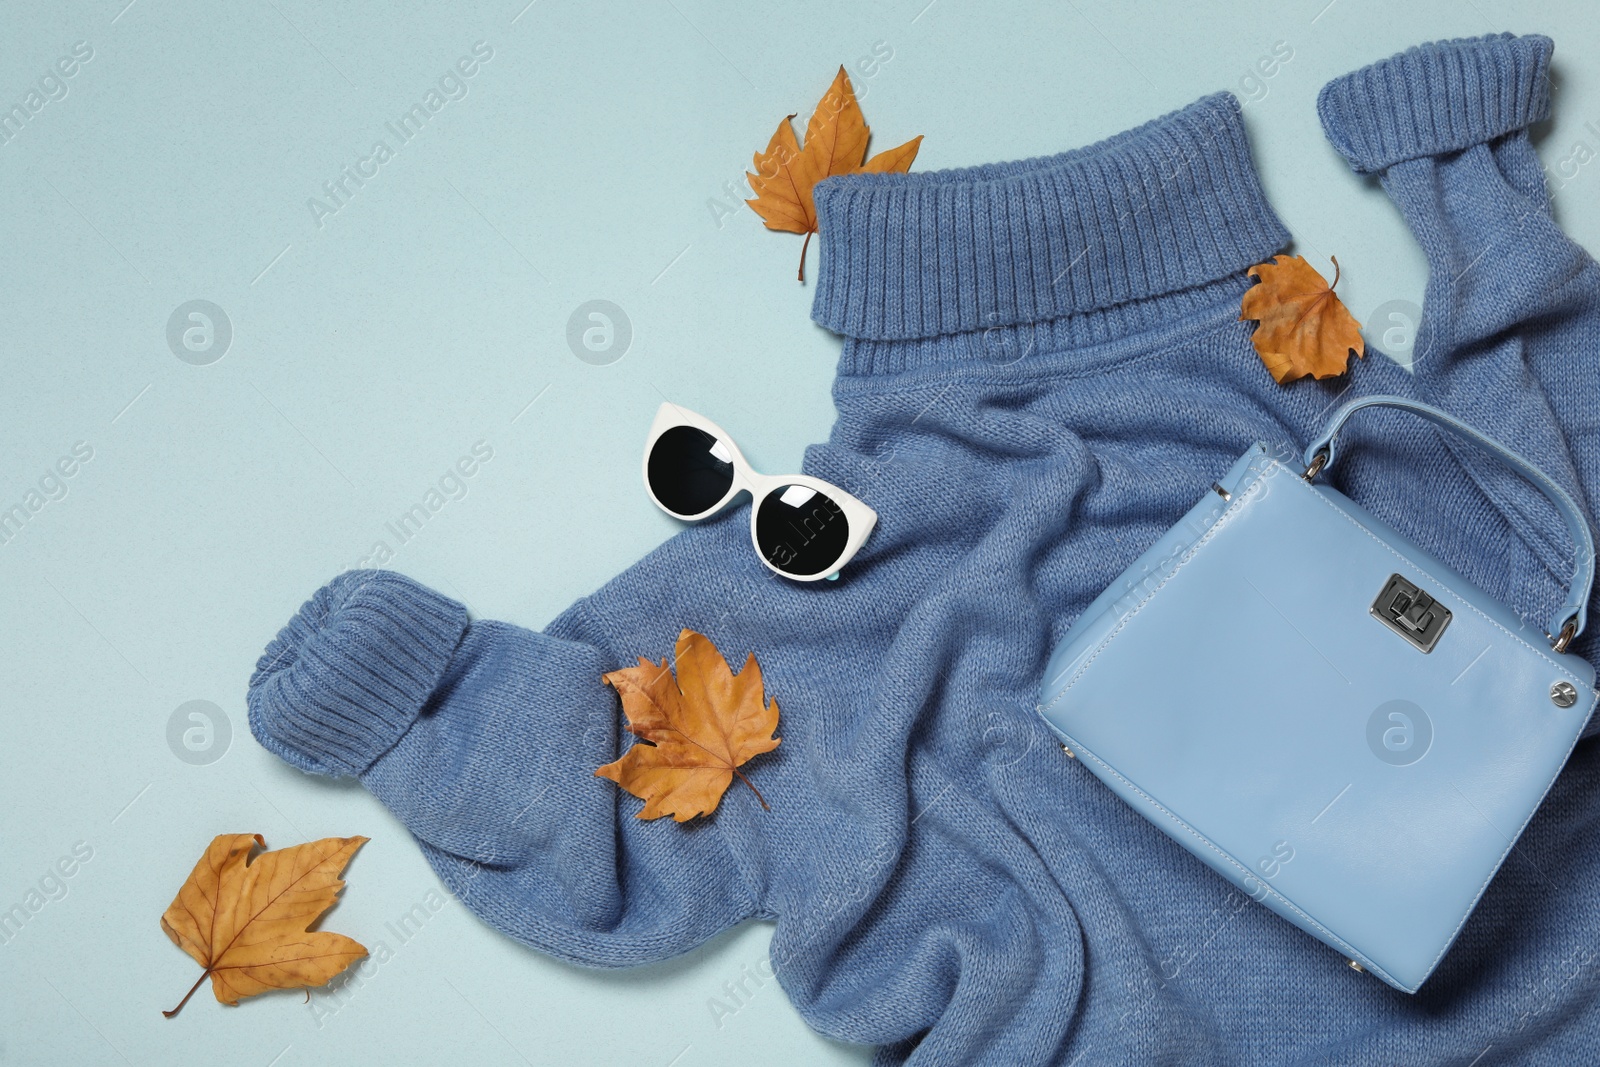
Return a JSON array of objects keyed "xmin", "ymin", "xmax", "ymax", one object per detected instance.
[{"xmin": 1037, "ymin": 395, "xmax": 1598, "ymax": 993}]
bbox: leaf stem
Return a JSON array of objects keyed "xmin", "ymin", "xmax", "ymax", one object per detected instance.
[
  {"xmin": 732, "ymin": 767, "xmax": 771, "ymax": 810},
  {"xmin": 1285, "ymin": 255, "xmax": 1343, "ymax": 336},
  {"xmin": 163, "ymin": 969, "xmax": 210, "ymax": 1018},
  {"xmin": 798, "ymin": 229, "xmax": 813, "ymax": 283}
]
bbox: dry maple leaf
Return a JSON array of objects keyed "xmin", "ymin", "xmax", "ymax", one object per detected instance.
[
  {"xmin": 160, "ymin": 833, "xmax": 367, "ymax": 1017},
  {"xmin": 746, "ymin": 65, "xmax": 923, "ymax": 281},
  {"xmin": 1239, "ymin": 254, "xmax": 1364, "ymax": 383},
  {"xmin": 596, "ymin": 629, "xmax": 780, "ymax": 822}
]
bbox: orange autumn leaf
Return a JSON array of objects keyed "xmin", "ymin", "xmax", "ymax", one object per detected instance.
[
  {"xmin": 596, "ymin": 629, "xmax": 780, "ymax": 822},
  {"xmin": 746, "ymin": 66, "xmax": 923, "ymax": 281},
  {"xmin": 804, "ymin": 66, "xmax": 873, "ymax": 181},
  {"xmin": 1239, "ymin": 254, "xmax": 1365, "ymax": 383},
  {"xmin": 746, "ymin": 115, "xmax": 824, "ymax": 236},
  {"xmin": 160, "ymin": 834, "xmax": 368, "ymax": 1017},
  {"xmin": 859, "ymin": 137, "xmax": 923, "ymax": 174}
]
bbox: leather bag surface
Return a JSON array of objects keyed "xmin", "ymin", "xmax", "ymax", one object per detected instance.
[{"xmin": 1037, "ymin": 396, "xmax": 1598, "ymax": 992}]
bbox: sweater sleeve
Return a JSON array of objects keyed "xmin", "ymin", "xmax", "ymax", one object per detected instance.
[
  {"xmin": 1318, "ymin": 34, "xmax": 1600, "ymax": 716},
  {"xmin": 245, "ymin": 568, "xmax": 761, "ymax": 968}
]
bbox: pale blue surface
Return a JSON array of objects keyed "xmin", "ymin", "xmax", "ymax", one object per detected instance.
[{"xmin": 3, "ymin": 2, "xmax": 1599, "ymax": 1065}]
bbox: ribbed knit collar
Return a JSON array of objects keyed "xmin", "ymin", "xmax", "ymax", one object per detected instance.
[{"xmin": 810, "ymin": 92, "xmax": 1289, "ymax": 348}]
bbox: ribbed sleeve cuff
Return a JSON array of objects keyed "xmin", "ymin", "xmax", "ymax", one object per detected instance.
[
  {"xmin": 247, "ymin": 570, "xmax": 469, "ymax": 777},
  {"xmin": 1318, "ymin": 33, "xmax": 1553, "ymax": 175}
]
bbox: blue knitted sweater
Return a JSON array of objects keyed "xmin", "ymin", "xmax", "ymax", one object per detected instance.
[{"xmin": 249, "ymin": 35, "xmax": 1600, "ymax": 1065}]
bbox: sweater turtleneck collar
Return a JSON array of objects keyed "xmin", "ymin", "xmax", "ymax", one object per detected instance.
[{"xmin": 810, "ymin": 92, "xmax": 1289, "ymax": 358}]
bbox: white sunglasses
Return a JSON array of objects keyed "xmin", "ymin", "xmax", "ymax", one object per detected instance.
[{"xmin": 642, "ymin": 403, "xmax": 878, "ymax": 581}]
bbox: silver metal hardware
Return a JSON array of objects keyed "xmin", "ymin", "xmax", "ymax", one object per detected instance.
[
  {"xmin": 1061, "ymin": 744, "xmax": 1076, "ymax": 759},
  {"xmin": 1552, "ymin": 681, "xmax": 1579, "ymax": 708},
  {"xmin": 1211, "ymin": 482, "xmax": 1231, "ymax": 502},
  {"xmin": 1371, "ymin": 574, "xmax": 1452, "ymax": 654},
  {"xmin": 1553, "ymin": 617, "xmax": 1578, "ymax": 654},
  {"xmin": 1303, "ymin": 449, "xmax": 1329, "ymax": 482},
  {"xmin": 1347, "ymin": 959, "xmax": 1367, "ymax": 974}
]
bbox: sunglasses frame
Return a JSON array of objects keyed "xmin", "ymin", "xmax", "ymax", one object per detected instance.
[{"xmin": 642, "ymin": 403, "xmax": 878, "ymax": 581}]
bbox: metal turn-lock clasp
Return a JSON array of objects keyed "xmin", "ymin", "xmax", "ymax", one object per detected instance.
[{"xmin": 1371, "ymin": 574, "xmax": 1453, "ymax": 653}]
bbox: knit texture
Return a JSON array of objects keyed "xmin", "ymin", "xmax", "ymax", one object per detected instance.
[
  {"xmin": 1319, "ymin": 32, "xmax": 1600, "ymax": 679},
  {"xmin": 1318, "ymin": 33, "xmax": 1553, "ymax": 174},
  {"xmin": 250, "ymin": 38, "xmax": 1600, "ymax": 1065},
  {"xmin": 810, "ymin": 93, "xmax": 1290, "ymax": 342},
  {"xmin": 249, "ymin": 569, "xmax": 468, "ymax": 777}
]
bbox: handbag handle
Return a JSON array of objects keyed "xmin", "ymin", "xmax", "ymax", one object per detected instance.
[{"xmin": 1303, "ymin": 394, "xmax": 1594, "ymax": 651}]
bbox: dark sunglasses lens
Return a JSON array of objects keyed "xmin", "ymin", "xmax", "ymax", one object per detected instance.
[
  {"xmin": 648, "ymin": 425, "xmax": 735, "ymax": 516},
  {"xmin": 755, "ymin": 484, "xmax": 850, "ymax": 576}
]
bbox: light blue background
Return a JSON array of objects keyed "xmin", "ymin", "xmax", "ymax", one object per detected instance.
[{"xmin": 3, "ymin": 1, "xmax": 1597, "ymax": 1064}]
